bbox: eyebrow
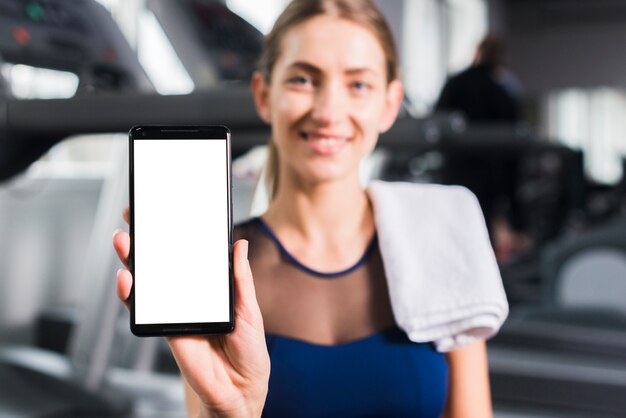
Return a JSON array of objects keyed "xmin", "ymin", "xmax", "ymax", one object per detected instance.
[{"xmin": 287, "ymin": 61, "xmax": 379, "ymax": 76}]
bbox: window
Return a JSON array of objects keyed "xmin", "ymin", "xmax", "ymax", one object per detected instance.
[{"xmin": 547, "ymin": 88, "xmax": 626, "ymax": 184}]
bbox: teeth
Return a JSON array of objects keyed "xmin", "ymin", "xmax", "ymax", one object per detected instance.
[
  {"xmin": 302, "ymin": 133, "xmax": 346, "ymax": 147},
  {"xmin": 308, "ymin": 136, "xmax": 341, "ymax": 144}
]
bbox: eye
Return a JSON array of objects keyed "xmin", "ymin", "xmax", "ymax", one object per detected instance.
[
  {"xmin": 351, "ymin": 80, "xmax": 371, "ymax": 92},
  {"xmin": 287, "ymin": 75, "xmax": 312, "ymax": 86}
]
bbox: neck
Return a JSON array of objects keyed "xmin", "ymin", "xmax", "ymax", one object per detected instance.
[{"xmin": 264, "ymin": 174, "xmax": 373, "ymax": 242}]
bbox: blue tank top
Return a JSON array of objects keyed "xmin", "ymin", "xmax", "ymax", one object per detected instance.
[
  {"xmin": 264, "ymin": 328, "xmax": 448, "ymax": 418},
  {"xmin": 234, "ymin": 218, "xmax": 449, "ymax": 418}
]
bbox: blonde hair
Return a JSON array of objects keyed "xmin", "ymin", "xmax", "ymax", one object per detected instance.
[{"xmin": 257, "ymin": 0, "xmax": 399, "ymax": 199}]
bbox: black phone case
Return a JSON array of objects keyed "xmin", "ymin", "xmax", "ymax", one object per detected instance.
[{"xmin": 128, "ymin": 125, "xmax": 234, "ymax": 336}]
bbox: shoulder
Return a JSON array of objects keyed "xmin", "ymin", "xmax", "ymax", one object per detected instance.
[
  {"xmin": 446, "ymin": 66, "xmax": 478, "ymax": 84},
  {"xmin": 233, "ymin": 217, "xmax": 278, "ymax": 264},
  {"xmin": 367, "ymin": 180, "xmax": 485, "ymax": 232},
  {"xmin": 368, "ymin": 180, "xmax": 479, "ymax": 206},
  {"xmin": 234, "ymin": 217, "xmax": 262, "ymax": 242}
]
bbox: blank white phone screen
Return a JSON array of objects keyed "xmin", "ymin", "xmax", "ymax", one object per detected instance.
[{"xmin": 134, "ymin": 139, "xmax": 229, "ymax": 324}]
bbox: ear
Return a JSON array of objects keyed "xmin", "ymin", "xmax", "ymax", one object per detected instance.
[
  {"xmin": 251, "ymin": 71, "xmax": 272, "ymax": 124},
  {"xmin": 379, "ymin": 79, "xmax": 404, "ymax": 133}
]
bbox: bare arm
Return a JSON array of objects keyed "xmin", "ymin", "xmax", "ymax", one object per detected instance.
[{"xmin": 440, "ymin": 340, "xmax": 492, "ymax": 418}]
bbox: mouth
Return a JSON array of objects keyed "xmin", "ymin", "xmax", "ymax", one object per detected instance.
[{"xmin": 300, "ymin": 131, "xmax": 349, "ymax": 155}]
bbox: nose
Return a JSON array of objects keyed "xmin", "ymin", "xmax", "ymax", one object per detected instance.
[{"xmin": 311, "ymin": 81, "xmax": 347, "ymax": 125}]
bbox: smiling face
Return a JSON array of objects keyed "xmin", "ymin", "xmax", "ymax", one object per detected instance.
[{"xmin": 252, "ymin": 15, "xmax": 403, "ymax": 188}]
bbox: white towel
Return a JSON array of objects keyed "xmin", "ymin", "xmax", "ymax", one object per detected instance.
[{"xmin": 367, "ymin": 180, "xmax": 509, "ymax": 352}]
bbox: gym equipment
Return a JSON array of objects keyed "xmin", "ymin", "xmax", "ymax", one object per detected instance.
[
  {"xmin": 0, "ymin": 88, "xmax": 266, "ymax": 181},
  {"xmin": 0, "ymin": 1, "xmax": 166, "ymax": 416},
  {"xmin": 148, "ymin": 0, "xmax": 263, "ymax": 86},
  {"xmin": 490, "ymin": 219, "xmax": 626, "ymax": 416},
  {"xmin": 0, "ymin": 0, "xmax": 151, "ymax": 92}
]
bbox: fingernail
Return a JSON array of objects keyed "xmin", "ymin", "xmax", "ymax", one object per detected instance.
[
  {"xmin": 112, "ymin": 228, "xmax": 122, "ymax": 239},
  {"xmin": 117, "ymin": 268, "xmax": 123, "ymax": 276}
]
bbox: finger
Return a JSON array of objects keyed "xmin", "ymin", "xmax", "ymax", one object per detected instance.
[
  {"xmin": 113, "ymin": 229, "xmax": 130, "ymax": 269},
  {"xmin": 232, "ymin": 239, "xmax": 263, "ymax": 325},
  {"xmin": 117, "ymin": 268, "xmax": 132, "ymax": 310},
  {"xmin": 123, "ymin": 208, "xmax": 130, "ymax": 225}
]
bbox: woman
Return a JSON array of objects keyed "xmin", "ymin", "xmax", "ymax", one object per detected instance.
[{"xmin": 114, "ymin": 1, "xmax": 496, "ymax": 416}]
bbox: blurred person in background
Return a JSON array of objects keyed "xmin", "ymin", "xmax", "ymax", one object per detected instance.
[
  {"xmin": 436, "ymin": 34, "xmax": 531, "ymax": 261},
  {"xmin": 435, "ymin": 33, "xmax": 521, "ymax": 123}
]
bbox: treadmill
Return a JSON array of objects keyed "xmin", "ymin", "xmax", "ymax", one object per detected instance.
[
  {"xmin": 0, "ymin": 1, "xmax": 285, "ymax": 416},
  {"xmin": 0, "ymin": 1, "xmax": 265, "ymax": 416}
]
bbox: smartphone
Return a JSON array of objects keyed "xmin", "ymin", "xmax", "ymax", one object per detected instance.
[{"xmin": 128, "ymin": 125, "xmax": 234, "ymax": 336}]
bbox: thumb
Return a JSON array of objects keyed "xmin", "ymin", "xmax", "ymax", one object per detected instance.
[{"xmin": 233, "ymin": 239, "xmax": 262, "ymax": 323}]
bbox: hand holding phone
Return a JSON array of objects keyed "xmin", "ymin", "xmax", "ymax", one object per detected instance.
[
  {"xmin": 116, "ymin": 125, "xmax": 271, "ymax": 414},
  {"xmin": 114, "ymin": 233, "xmax": 270, "ymax": 417}
]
